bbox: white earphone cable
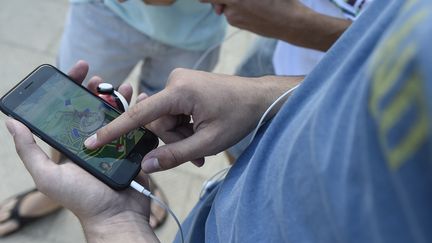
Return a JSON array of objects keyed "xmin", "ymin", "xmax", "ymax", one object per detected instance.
[
  {"xmin": 249, "ymin": 83, "xmax": 301, "ymax": 143},
  {"xmin": 130, "ymin": 180, "xmax": 185, "ymax": 243}
]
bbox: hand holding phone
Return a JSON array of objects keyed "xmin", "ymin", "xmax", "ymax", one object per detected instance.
[
  {"xmin": 3, "ymin": 61, "xmax": 159, "ymax": 242},
  {"xmin": 1, "ymin": 63, "xmax": 159, "ymax": 190}
]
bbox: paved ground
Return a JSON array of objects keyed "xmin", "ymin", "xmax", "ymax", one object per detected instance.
[{"xmin": 0, "ymin": 1, "xmax": 255, "ymax": 242}]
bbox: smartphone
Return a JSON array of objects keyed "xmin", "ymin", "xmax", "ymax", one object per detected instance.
[{"xmin": 0, "ymin": 64, "xmax": 159, "ymax": 190}]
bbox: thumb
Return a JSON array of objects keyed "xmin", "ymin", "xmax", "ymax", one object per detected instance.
[
  {"xmin": 141, "ymin": 128, "xmax": 215, "ymax": 173},
  {"xmin": 5, "ymin": 119, "xmax": 58, "ymax": 181}
]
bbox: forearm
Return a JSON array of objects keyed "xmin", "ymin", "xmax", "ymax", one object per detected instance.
[
  {"xmin": 281, "ymin": 3, "xmax": 352, "ymax": 51},
  {"xmin": 238, "ymin": 1, "xmax": 351, "ymax": 52},
  {"xmin": 205, "ymin": 0, "xmax": 351, "ymax": 51},
  {"xmin": 254, "ymin": 75, "xmax": 304, "ymax": 120},
  {"xmin": 81, "ymin": 212, "xmax": 159, "ymax": 243}
]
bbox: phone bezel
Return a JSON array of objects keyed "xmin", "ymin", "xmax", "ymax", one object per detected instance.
[{"xmin": 0, "ymin": 64, "xmax": 158, "ymax": 190}]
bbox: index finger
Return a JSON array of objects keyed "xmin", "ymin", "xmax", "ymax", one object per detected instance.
[{"xmin": 84, "ymin": 91, "xmax": 171, "ymax": 149}]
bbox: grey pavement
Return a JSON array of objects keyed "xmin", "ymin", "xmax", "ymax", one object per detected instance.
[{"xmin": 0, "ymin": 1, "xmax": 256, "ymax": 242}]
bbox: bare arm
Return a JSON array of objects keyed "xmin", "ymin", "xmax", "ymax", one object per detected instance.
[
  {"xmin": 278, "ymin": 3, "xmax": 351, "ymax": 51},
  {"xmin": 201, "ymin": 0, "xmax": 351, "ymax": 51}
]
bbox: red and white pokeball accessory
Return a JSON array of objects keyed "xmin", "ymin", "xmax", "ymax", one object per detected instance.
[{"xmin": 97, "ymin": 83, "xmax": 129, "ymax": 112}]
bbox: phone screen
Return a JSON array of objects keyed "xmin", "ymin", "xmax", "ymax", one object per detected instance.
[{"xmin": 13, "ymin": 72, "xmax": 144, "ymax": 176}]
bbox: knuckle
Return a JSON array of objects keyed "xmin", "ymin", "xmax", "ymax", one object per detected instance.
[
  {"xmin": 160, "ymin": 146, "xmax": 184, "ymax": 170},
  {"xmin": 170, "ymin": 67, "xmax": 187, "ymax": 76},
  {"xmin": 167, "ymin": 68, "xmax": 186, "ymax": 85},
  {"xmin": 167, "ymin": 68, "xmax": 192, "ymax": 90}
]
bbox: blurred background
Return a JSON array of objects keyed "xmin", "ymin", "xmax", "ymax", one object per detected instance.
[{"xmin": 0, "ymin": 0, "xmax": 256, "ymax": 242}]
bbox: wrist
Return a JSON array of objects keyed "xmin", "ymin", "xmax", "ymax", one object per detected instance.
[
  {"xmin": 256, "ymin": 75, "xmax": 303, "ymax": 119},
  {"xmin": 80, "ymin": 211, "xmax": 159, "ymax": 243}
]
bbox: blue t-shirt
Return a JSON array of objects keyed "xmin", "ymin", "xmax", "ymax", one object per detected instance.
[
  {"xmin": 178, "ymin": 0, "xmax": 432, "ymax": 242},
  {"xmin": 70, "ymin": 0, "xmax": 226, "ymax": 51}
]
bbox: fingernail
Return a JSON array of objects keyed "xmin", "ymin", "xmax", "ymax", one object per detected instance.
[
  {"xmin": 84, "ymin": 134, "xmax": 97, "ymax": 148},
  {"xmin": 142, "ymin": 158, "xmax": 160, "ymax": 173},
  {"xmin": 5, "ymin": 119, "xmax": 16, "ymax": 136}
]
